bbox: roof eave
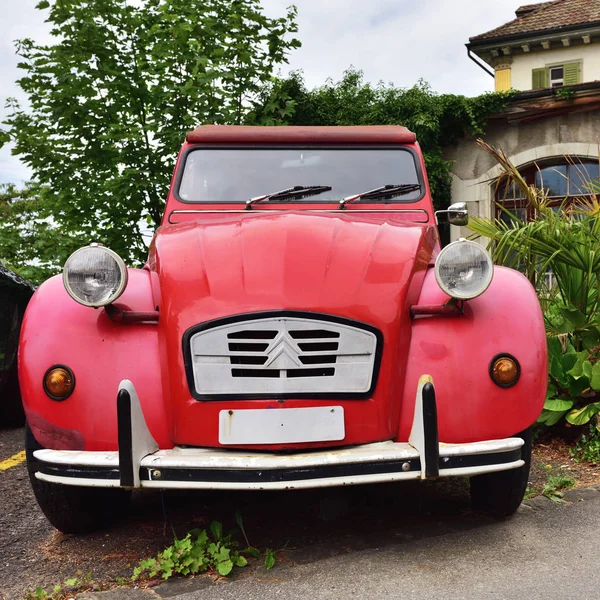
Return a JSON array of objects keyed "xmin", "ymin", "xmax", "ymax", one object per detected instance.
[{"xmin": 468, "ymin": 20, "xmax": 600, "ymax": 49}]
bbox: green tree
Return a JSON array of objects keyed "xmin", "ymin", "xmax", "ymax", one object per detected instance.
[
  {"xmin": 247, "ymin": 69, "xmax": 515, "ymax": 210},
  {"xmin": 0, "ymin": 183, "xmax": 79, "ymax": 284},
  {"xmin": 1, "ymin": 0, "xmax": 299, "ymax": 269}
]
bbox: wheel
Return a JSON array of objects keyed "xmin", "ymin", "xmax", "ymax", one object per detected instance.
[
  {"xmin": 1, "ymin": 362, "xmax": 25, "ymax": 427},
  {"xmin": 26, "ymin": 424, "xmax": 131, "ymax": 533},
  {"xmin": 470, "ymin": 428, "xmax": 532, "ymax": 518}
]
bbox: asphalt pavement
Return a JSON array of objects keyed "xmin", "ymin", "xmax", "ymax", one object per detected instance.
[{"xmin": 81, "ymin": 485, "xmax": 600, "ymax": 600}]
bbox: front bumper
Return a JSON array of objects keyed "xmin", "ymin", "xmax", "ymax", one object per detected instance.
[{"xmin": 34, "ymin": 376, "xmax": 525, "ymax": 490}]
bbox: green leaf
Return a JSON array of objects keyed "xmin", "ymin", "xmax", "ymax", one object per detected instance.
[
  {"xmin": 264, "ymin": 549, "xmax": 276, "ymax": 570},
  {"xmin": 216, "ymin": 560, "xmax": 234, "ymax": 576},
  {"xmin": 543, "ymin": 398, "xmax": 573, "ymax": 412},
  {"xmin": 549, "ymin": 353, "xmax": 566, "ymax": 384},
  {"xmin": 558, "ymin": 308, "xmax": 587, "ymax": 329},
  {"xmin": 566, "ymin": 403, "xmax": 600, "ymax": 425},
  {"xmin": 244, "ymin": 547, "xmax": 261, "ymax": 558},
  {"xmin": 538, "ymin": 408, "xmax": 568, "ymax": 426},
  {"xmin": 235, "ymin": 555, "xmax": 248, "ymax": 567},
  {"xmin": 566, "ymin": 351, "xmax": 592, "ymax": 380},
  {"xmin": 591, "ymin": 363, "xmax": 600, "ymax": 391},
  {"xmin": 210, "ymin": 521, "xmax": 223, "ymax": 542},
  {"xmin": 234, "ymin": 509, "xmax": 244, "ymax": 531}
]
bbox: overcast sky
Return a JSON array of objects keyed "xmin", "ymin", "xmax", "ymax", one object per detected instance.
[{"xmin": 0, "ymin": 0, "xmax": 526, "ymax": 184}]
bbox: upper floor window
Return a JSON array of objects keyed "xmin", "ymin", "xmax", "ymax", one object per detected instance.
[
  {"xmin": 532, "ymin": 61, "xmax": 581, "ymax": 89},
  {"xmin": 549, "ymin": 66, "xmax": 564, "ymax": 88}
]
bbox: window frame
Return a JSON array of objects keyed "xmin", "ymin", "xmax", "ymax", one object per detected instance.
[
  {"xmin": 549, "ymin": 65, "xmax": 565, "ymax": 88},
  {"xmin": 173, "ymin": 145, "xmax": 427, "ymax": 205},
  {"xmin": 494, "ymin": 158, "xmax": 600, "ymax": 222}
]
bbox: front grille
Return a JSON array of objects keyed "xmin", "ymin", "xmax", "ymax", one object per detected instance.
[
  {"xmin": 186, "ymin": 313, "xmax": 380, "ymax": 399},
  {"xmin": 225, "ymin": 328, "xmax": 341, "ymax": 378}
]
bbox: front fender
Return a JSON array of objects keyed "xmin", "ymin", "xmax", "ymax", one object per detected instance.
[
  {"xmin": 19, "ymin": 269, "xmax": 170, "ymax": 451},
  {"xmin": 399, "ymin": 266, "xmax": 547, "ymax": 443}
]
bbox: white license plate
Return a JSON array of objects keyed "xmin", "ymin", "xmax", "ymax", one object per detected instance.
[{"xmin": 218, "ymin": 406, "xmax": 345, "ymax": 445}]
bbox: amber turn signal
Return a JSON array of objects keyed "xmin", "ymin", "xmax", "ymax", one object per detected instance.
[
  {"xmin": 490, "ymin": 355, "xmax": 520, "ymax": 388},
  {"xmin": 44, "ymin": 366, "xmax": 75, "ymax": 400}
]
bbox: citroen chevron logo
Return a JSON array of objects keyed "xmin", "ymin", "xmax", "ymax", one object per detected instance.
[{"xmin": 263, "ymin": 334, "xmax": 303, "ymax": 369}]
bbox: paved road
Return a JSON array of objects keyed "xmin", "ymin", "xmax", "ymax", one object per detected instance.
[
  {"xmin": 130, "ymin": 486, "xmax": 600, "ymax": 600},
  {"xmin": 2, "ymin": 424, "xmax": 600, "ymax": 600}
]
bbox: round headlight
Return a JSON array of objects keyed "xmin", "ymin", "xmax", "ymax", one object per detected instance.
[
  {"xmin": 63, "ymin": 245, "xmax": 128, "ymax": 307},
  {"xmin": 435, "ymin": 240, "xmax": 493, "ymax": 300}
]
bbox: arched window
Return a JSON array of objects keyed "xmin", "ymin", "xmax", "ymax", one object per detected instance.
[{"xmin": 494, "ymin": 159, "xmax": 600, "ymax": 221}]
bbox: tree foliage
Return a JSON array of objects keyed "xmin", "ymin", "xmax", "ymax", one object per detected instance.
[
  {"xmin": 0, "ymin": 182, "xmax": 86, "ymax": 284},
  {"xmin": 0, "ymin": 0, "xmax": 299, "ymax": 273},
  {"xmin": 248, "ymin": 69, "xmax": 515, "ymax": 210}
]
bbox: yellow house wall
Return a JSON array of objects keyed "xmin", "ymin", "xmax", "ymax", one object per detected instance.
[{"xmin": 511, "ymin": 44, "xmax": 600, "ymax": 90}]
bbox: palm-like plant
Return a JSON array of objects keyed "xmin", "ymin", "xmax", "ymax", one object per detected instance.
[{"xmin": 468, "ymin": 140, "xmax": 600, "ymax": 428}]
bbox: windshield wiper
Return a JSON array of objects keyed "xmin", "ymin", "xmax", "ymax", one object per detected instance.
[
  {"xmin": 338, "ymin": 184, "xmax": 421, "ymax": 209},
  {"xmin": 246, "ymin": 185, "xmax": 332, "ymax": 209}
]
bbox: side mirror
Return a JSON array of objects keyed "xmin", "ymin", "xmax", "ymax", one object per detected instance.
[{"xmin": 435, "ymin": 202, "xmax": 469, "ymax": 227}]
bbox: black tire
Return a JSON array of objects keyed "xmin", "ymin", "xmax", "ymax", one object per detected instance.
[
  {"xmin": 1, "ymin": 363, "xmax": 25, "ymax": 427},
  {"xmin": 470, "ymin": 427, "xmax": 532, "ymax": 518},
  {"xmin": 26, "ymin": 424, "xmax": 131, "ymax": 533}
]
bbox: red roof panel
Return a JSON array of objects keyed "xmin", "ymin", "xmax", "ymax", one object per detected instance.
[{"xmin": 186, "ymin": 125, "xmax": 417, "ymax": 145}]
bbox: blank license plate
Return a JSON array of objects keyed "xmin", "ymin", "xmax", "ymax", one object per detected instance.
[{"xmin": 219, "ymin": 407, "xmax": 345, "ymax": 445}]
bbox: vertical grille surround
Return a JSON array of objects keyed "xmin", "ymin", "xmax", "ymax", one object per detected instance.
[{"xmin": 183, "ymin": 312, "xmax": 383, "ymax": 400}]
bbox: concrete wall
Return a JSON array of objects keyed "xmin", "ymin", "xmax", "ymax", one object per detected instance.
[
  {"xmin": 511, "ymin": 44, "xmax": 600, "ymax": 91},
  {"xmin": 443, "ymin": 110, "xmax": 600, "ymax": 241}
]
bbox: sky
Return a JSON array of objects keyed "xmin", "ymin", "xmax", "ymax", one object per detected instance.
[{"xmin": 0, "ymin": 0, "xmax": 527, "ymax": 185}]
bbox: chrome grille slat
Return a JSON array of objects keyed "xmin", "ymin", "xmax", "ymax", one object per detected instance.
[{"xmin": 188, "ymin": 315, "xmax": 379, "ymax": 397}]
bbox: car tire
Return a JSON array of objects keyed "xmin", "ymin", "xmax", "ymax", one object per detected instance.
[
  {"xmin": 470, "ymin": 427, "xmax": 532, "ymax": 518},
  {"xmin": 26, "ymin": 424, "xmax": 131, "ymax": 534}
]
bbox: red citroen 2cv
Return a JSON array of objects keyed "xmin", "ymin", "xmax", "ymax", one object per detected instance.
[{"xmin": 20, "ymin": 126, "xmax": 547, "ymax": 533}]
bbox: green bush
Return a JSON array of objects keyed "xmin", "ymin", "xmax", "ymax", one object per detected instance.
[{"xmin": 469, "ymin": 141, "xmax": 600, "ymax": 428}]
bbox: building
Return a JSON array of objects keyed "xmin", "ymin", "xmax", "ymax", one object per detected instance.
[
  {"xmin": 468, "ymin": 0, "xmax": 600, "ymax": 92},
  {"xmin": 448, "ymin": 0, "xmax": 600, "ymax": 240}
]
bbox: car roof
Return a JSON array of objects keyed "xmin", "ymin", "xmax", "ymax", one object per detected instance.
[{"xmin": 186, "ymin": 125, "xmax": 417, "ymax": 145}]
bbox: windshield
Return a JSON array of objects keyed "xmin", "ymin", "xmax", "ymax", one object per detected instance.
[{"xmin": 177, "ymin": 148, "xmax": 422, "ymax": 203}]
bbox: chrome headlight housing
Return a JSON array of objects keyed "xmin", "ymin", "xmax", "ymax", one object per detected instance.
[
  {"xmin": 63, "ymin": 245, "xmax": 128, "ymax": 307},
  {"xmin": 435, "ymin": 240, "xmax": 493, "ymax": 300}
]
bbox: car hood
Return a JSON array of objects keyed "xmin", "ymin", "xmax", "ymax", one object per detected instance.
[
  {"xmin": 149, "ymin": 210, "xmax": 438, "ymax": 447},
  {"xmin": 151, "ymin": 211, "xmax": 437, "ymax": 322}
]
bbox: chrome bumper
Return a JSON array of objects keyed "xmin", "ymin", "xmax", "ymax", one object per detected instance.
[{"xmin": 34, "ymin": 377, "xmax": 524, "ymax": 490}]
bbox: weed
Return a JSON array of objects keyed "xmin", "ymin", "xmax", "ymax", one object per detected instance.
[
  {"xmin": 264, "ymin": 549, "xmax": 276, "ymax": 570},
  {"xmin": 542, "ymin": 472, "xmax": 576, "ymax": 502},
  {"xmin": 133, "ymin": 521, "xmax": 252, "ymax": 580},
  {"xmin": 22, "ymin": 572, "xmax": 95, "ymax": 600},
  {"xmin": 570, "ymin": 423, "xmax": 600, "ymax": 464},
  {"xmin": 23, "ymin": 517, "xmax": 274, "ymax": 597}
]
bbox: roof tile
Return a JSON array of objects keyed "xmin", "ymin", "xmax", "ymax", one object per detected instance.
[{"xmin": 470, "ymin": 0, "xmax": 600, "ymax": 43}]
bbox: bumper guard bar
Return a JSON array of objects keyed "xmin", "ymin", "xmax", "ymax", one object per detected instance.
[{"xmin": 34, "ymin": 376, "xmax": 524, "ymax": 490}]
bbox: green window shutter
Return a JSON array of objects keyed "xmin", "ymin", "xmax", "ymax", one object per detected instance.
[
  {"xmin": 532, "ymin": 68, "xmax": 548, "ymax": 89},
  {"xmin": 564, "ymin": 62, "xmax": 581, "ymax": 86}
]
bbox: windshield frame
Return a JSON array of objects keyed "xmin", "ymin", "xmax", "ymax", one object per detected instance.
[{"xmin": 173, "ymin": 145, "xmax": 426, "ymax": 205}]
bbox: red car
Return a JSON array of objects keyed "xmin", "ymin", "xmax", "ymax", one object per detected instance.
[{"xmin": 20, "ymin": 126, "xmax": 547, "ymax": 533}]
